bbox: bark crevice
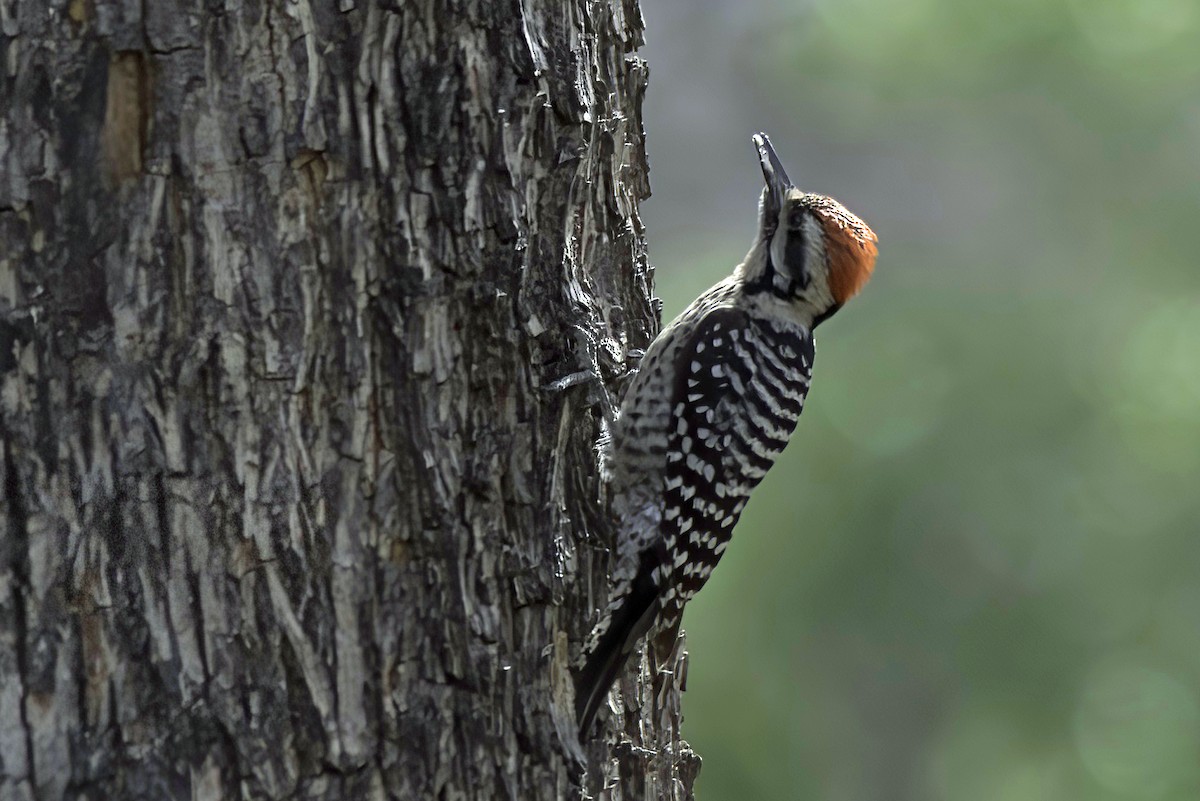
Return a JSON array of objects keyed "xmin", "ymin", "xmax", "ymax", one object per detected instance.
[{"xmin": 2, "ymin": 415, "xmax": 37, "ymax": 799}]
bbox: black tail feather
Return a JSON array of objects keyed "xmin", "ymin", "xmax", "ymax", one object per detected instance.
[{"xmin": 576, "ymin": 558, "xmax": 662, "ymax": 736}]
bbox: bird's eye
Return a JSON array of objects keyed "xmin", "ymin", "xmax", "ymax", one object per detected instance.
[{"xmin": 788, "ymin": 206, "xmax": 805, "ymax": 229}]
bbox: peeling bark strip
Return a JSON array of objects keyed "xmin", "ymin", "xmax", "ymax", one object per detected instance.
[
  {"xmin": 101, "ymin": 51, "xmax": 149, "ymax": 183},
  {"xmin": 0, "ymin": 2, "xmax": 695, "ymax": 800}
]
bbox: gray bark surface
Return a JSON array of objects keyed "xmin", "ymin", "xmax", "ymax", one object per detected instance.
[{"xmin": 0, "ymin": 1, "xmax": 697, "ymax": 799}]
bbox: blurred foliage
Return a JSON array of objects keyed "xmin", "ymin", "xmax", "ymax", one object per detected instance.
[{"xmin": 644, "ymin": 0, "xmax": 1200, "ymax": 798}]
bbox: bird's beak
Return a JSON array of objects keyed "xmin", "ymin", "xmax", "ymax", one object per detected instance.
[{"xmin": 753, "ymin": 132, "xmax": 792, "ymax": 224}]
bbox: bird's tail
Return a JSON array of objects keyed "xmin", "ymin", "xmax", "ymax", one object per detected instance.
[{"xmin": 575, "ymin": 557, "xmax": 663, "ymax": 736}]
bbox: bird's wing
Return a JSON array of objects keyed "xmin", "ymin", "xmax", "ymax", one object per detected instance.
[
  {"xmin": 576, "ymin": 307, "xmax": 812, "ymax": 734},
  {"xmin": 658, "ymin": 306, "xmax": 812, "ymax": 619}
]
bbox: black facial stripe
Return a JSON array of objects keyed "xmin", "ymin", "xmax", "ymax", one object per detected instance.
[
  {"xmin": 744, "ymin": 238, "xmax": 777, "ymax": 296},
  {"xmin": 784, "ymin": 223, "xmax": 809, "ymax": 290},
  {"xmin": 746, "ymin": 269, "xmax": 805, "ymax": 301},
  {"xmin": 747, "ymin": 228, "xmax": 809, "ymax": 301},
  {"xmin": 812, "ymin": 303, "xmax": 842, "ymax": 328}
]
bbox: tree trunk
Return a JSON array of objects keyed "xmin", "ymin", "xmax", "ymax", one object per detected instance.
[{"xmin": 0, "ymin": 1, "xmax": 698, "ymax": 799}]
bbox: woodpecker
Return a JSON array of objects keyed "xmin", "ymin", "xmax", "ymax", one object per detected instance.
[{"xmin": 575, "ymin": 133, "xmax": 878, "ymax": 735}]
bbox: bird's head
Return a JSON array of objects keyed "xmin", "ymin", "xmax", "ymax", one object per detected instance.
[{"xmin": 740, "ymin": 132, "xmax": 878, "ymax": 327}]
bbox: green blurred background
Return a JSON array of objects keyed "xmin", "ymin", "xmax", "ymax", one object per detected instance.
[{"xmin": 637, "ymin": 0, "xmax": 1200, "ymax": 798}]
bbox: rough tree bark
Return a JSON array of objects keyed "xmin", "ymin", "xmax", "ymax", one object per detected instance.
[{"xmin": 0, "ymin": 1, "xmax": 700, "ymax": 800}]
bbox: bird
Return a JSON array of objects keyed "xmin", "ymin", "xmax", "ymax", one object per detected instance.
[{"xmin": 575, "ymin": 132, "xmax": 878, "ymax": 736}]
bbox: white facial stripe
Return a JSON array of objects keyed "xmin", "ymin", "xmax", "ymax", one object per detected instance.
[
  {"xmin": 770, "ymin": 224, "xmax": 790, "ymax": 285},
  {"xmin": 800, "ymin": 213, "xmax": 835, "ymax": 311}
]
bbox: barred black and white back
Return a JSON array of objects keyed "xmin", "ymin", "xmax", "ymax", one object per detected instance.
[
  {"xmin": 658, "ymin": 308, "xmax": 813, "ymax": 623},
  {"xmin": 576, "ymin": 133, "xmax": 877, "ymax": 735}
]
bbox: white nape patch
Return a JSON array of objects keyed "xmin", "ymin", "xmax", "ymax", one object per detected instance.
[{"xmin": 799, "ymin": 211, "xmax": 836, "ymax": 314}]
